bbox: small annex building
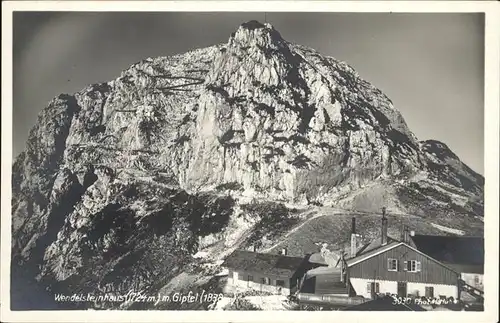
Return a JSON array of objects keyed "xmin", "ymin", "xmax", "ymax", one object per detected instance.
[
  {"xmin": 299, "ymin": 266, "xmax": 349, "ymax": 296},
  {"xmin": 222, "ymin": 249, "xmax": 310, "ymax": 296}
]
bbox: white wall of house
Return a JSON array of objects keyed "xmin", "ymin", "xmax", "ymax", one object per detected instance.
[
  {"xmin": 350, "ymin": 278, "xmax": 458, "ymax": 299},
  {"xmin": 226, "ymin": 275, "xmax": 291, "ymax": 295},
  {"xmin": 406, "ymin": 282, "xmax": 458, "ymax": 298},
  {"xmin": 350, "ymin": 278, "xmax": 397, "ymax": 298},
  {"xmin": 461, "ymin": 273, "xmax": 483, "ymax": 291}
]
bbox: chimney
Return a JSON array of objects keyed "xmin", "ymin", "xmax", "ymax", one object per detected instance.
[
  {"xmin": 350, "ymin": 217, "xmax": 357, "ymax": 257},
  {"xmin": 403, "ymin": 227, "xmax": 410, "ymax": 244},
  {"xmin": 281, "ymin": 247, "xmax": 287, "ymax": 256},
  {"xmin": 340, "ymin": 252, "xmax": 345, "ymax": 283},
  {"xmin": 381, "ymin": 207, "xmax": 388, "ymax": 246},
  {"xmin": 410, "ymin": 230, "xmax": 415, "ymax": 237}
]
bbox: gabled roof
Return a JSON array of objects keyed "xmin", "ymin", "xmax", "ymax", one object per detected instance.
[
  {"xmin": 222, "ymin": 250, "xmax": 307, "ymax": 277},
  {"xmin": 355, "ymin": 236, "xmax": 399, "ymax": 257},
  {"xmin": 345, "ymin": 239, "xmax": 461, "ymax": 275},
  {"xmin": 410, "ymin": 234, "xmax": 484, "ymax": 266},
  {"xmin": 346, "ymin": 241, "xmax": 402, "ymax": 267}
]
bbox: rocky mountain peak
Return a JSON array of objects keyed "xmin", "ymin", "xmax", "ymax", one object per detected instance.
[
  {"xmin": 230, "ymin": 20, "xmax": 285, "ymax": 48},
  {"xmin": 207, "ymin": 20, "xmax": 298, "ymax": 89},
  {"xmin": 228, "ymin": 20, "xmax": 286, "ymax": 54}
]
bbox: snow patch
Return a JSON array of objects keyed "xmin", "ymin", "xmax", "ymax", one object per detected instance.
[
  {"xmin": 245, "ymin": 295, "xmax": 288, "ymax": 310},
  {"xmin": 215, "ymin": 268, "xmax": 229, "ymax": 277},
  {"xmin": 214, "ymin": 297, "xmax": 232, "ymax": 310},
  {"xmin": 431, "ymin": 223, "xmax": 465, "ymax": 236},
  {"xmin": 192, "ymin": 251, "xmax": 209, "ymax": 259}
]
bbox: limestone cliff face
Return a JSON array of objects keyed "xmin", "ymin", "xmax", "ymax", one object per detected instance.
[
  {"xmin": 11, "ymin": 21, "xmax": 483, "ymax": 309},
  {"xmin": 185, "ymin": 22, "xmax": 423, "ymax": 202},
  {"xmin": 18, "ymin": 21, "xmax": 426, "ymax": 202}
]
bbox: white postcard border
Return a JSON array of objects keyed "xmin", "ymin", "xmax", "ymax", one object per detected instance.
[{"xmin": 1, "ymin": 2, "xmax": 498, "ymax": 323}]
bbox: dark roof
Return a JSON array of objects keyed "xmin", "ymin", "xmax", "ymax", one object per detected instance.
[
  {"xmin": 343, "ymin": 296, "xmax": 426, "ymax": 311},
  {"xmin": 448, "ymin": 263, "xmax": 484, "ymax": 274},
  {"xmin": 410, "ymin": 235, "xmax": 484, "ymax": 266},
  {"xmin": 222, "ymin": 250, "xmax": 306, "ymax": 277}
]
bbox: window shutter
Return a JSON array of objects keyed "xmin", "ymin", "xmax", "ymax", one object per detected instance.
[
  {"xmin": 403, "ymin": 261, "xmax": 408, "ymax": 271},
  {"xmin": 387, "ymin": 259, "xmax": 391, "ymax": 269},
  {"xmin": 375, "ymin": 283, "xmax": 380, "ymax": 293},
  {"xmin": 395, "ymin": 259, "xmax": 399, "ymax": 271},
  {"xmin": 367, "ymin": 283, "xmax": 371, "ymax": 293},
  {"xmin": 416, "ymin": 261, "xmax": 421, "ymax": 272}
]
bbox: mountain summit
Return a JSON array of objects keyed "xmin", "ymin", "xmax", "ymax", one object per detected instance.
[{"xmin": 11, "ymin": 21, "xmax": 483, "ymax": 309}]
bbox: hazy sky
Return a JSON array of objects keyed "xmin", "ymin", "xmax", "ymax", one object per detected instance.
[{"xmin": 13, "ymin": 12, "xmax": 484, "ymax": 174}]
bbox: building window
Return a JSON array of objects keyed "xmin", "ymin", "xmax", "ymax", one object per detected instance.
[
  {"xmin": 262, "ymin": 277, "xmax": 271, "ymax": 285},
  {"xmin": 425, "ymin": 286, "xmax": 434, "ymax": 298},
  {"xmin": 387, "ymin": 258, "xmax": 398, "ymax": 271},
  {"xmin": 405, "ymin": 260, "xmax": 421, "ymax": 272},
  {"xmin": 474, "ymin": 275, "xmax": 480, "ymax": 284},
  {"xmin": 276, "ymin": 280, "xmax": 285, "ymax": 287}
]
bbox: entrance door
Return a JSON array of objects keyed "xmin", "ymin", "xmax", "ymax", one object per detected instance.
[
  {"xmin": 233, "ymin": 271, "xmax": 239, "ymax": 283},
  {"xmin": 397, "ymin": 282, "xmax": 407, "ymax": 297},
  {"xmin": 370, "ymin": 282, "xmax": 380, "ymax": 299},
  {"xmin": 276, "ymin": 280, "xmax": 285, "ymax": 295}
]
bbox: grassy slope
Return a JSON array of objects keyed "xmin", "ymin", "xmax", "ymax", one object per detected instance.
[{"xmin": 263, "ymin": 208, "xmax": 484, "ymax": 257}]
